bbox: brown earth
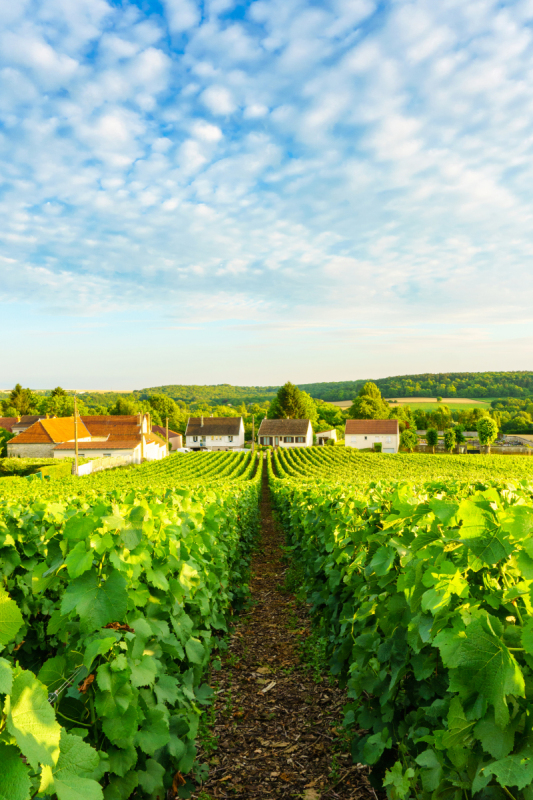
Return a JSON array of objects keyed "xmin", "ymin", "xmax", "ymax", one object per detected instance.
[{"xmin": 191, "ymin": 469, "xmax": 376, "ymax": 800}]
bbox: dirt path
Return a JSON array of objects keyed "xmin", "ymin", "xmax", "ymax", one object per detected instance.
[{"xmin": 192, "ymin": 467, "xmax": 375, "ymax": 800}]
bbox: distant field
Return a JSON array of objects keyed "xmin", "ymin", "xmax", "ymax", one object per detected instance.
[{"xmin": 330, "ymin": 397, "xmax": 493, "ymax": 411}]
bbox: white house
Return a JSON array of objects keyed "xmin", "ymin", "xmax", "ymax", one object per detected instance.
[
  {"xmin": 316, "ymin": 429, "xmax": 337, "ymax": 445},
  {"xmin": 258, "ymin": 418, "xmax": 313, "ymax": 448},
  {"xmin": 345, "ymin": 419, "xmax": 399, "ymax": 453},
  {"xmin": 185, "ymin": 417, "xmax": 244, "ymax": 451}
]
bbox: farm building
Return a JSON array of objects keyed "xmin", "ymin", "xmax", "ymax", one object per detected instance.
[
  {"xmin": 152, "ymin": 425, "xmax": 183, "ymax": 450},
  {"xmin": 345, "ymin": 419, "xmax": 399, "ymax": 453},
  {"xmin": 0, "ymin": 415, "xmax": 48, "ymax": 434},
  {"xmin": 7, "ymin": 414, "xmax": 167, "ymax": 463},
  {"xmin": 316, "ymin": 429, "xmax": 337, "ymax": 445},
  {"xmin": 185, "ymin": 417, "xmax": 244, "ymax": 451},
  {"xmin": 258, "ymin": 418, "xmax": 313, "ymax": 448}
]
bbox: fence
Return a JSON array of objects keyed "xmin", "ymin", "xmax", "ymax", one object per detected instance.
[{"xmin": 77, "ymin": 455, "xmax": 133, "ymax": 476}]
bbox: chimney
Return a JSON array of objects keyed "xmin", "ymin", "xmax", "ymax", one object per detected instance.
[{"xmin": 200, "ymin": 415, "xmax": 204, "ymax": 427}]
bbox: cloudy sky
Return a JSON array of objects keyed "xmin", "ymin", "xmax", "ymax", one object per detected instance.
[{"xmin": 1, "ymin": 0, "xmax": 532, "ymax": 389}]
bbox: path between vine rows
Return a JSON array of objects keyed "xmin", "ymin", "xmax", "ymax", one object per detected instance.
[{"xmin": 191, "ymin": 467, "xmax": 376, "ymax": 800}]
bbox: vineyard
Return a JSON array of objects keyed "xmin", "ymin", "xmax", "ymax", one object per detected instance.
[
  {"xmin": 270, "ymin": 448, "xmax": 533, "ymax": 799},
  {"xmin": 0, "ymin": 451, "xmax": 261, "ymax": 800}
]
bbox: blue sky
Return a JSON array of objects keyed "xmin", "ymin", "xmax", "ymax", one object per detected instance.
[{"xmin": 1, "ymin": 0, "xmax": 533, "ymax": 389}]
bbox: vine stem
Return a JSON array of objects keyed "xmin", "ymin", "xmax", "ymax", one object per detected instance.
[{"xmin": 503, "ymin": 787, "xmax": 517, "ymax": 800}]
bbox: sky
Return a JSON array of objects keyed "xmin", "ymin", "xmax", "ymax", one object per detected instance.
[{"xmin": 1, "ymin": 0, "xmax": 533, "ymax": 390}]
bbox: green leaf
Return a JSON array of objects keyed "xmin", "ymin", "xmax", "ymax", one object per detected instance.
[
  {"xmin": 185, "ymin": 637, "xmax": 206, "ymax": 665},
  {"xmin": 434, "ymin": 617, "xmax": 525, "ymax": 727},
  {"xmin": 107, "ymin": 745, "xmax": 137, "ymax": 777},
  {"xmin": 5, "ymin": 668, "xmax": 61, "ymax": 769},
  {"xmin": 130, "ymin": 655, "xmax": 158, "ymax": 688},
  {"xmin": 154, "ymin": 675, "xmax": 179, "ymax": 705},
  {"xmin": 362, "ymin": 730, "xmax": 390, "ymax": 765},
  {"xmin": 383, "ymin": 761, "xmax": 415, "ymax": 799},
  {"xmin": 61, "ymin": 570, "xmax": 128, "ymax": 632},
  {"xmin": 484, "ymin": 754, "xmax": 533, "ymax": 790},
  {"xmin": 101, "ymin": 705, "xmax": 139, "ymax": 747},
  {"xmin": 457, "ymin": 501, "xmax": 512, "ymax": 565},
  {"xmin": 134, "ymin": 708, "xmax": 170, "ymax": 755},
  {"xmin": 369, "ymin": 546, "xmax": 396, "ymax": 576},
  {"xmin": 39, "ymin": 731, "xmax": 103, "ymax": 800},
  {"xmin": 37, "ymin": 656, "xmax": 67, "ymax": 692},
  {"xmin": 521, "ymin": 618, "xmax": 533, "ymax": 655},
  {"xmin": 103, "ymin": 770, "xmax": 138, "ymax": 800},
  {"xmin": 475, "ymin": 713, "xmax": 515, "ymax": 759},
  {"xmin": 179, "ymin": 562, "xmax": 199, "ymax": 591},
  {"xmin": 0, "ymin": 742, "xmax": 31, "ymax": 800},
  {"xmin": 0, "ymin": 587, "xmax": 23, "ymax": 647},
  {"xmin": 442, "ymin": 697, "xmax": 475, "ymax": 749},
  {"xmin": 137, "ymin": 759, "xmax": 165, "ymax": 794},
  {"xmin": 0, "ymin": 657, "xmax": 13, "ymax": 694},
  {"xmin": 66, "ymin": 541, "xmax": 94, "ymax": 579},
  {"xmin": 83, "ymin": 637, "xmax": 116, "ymax": 670},
  {"xmin": 501, "ymin": 506, "xmax": 533, "ymax": 542},
  {"xmin": 415, "ymin": 749, "xmax": 442, "ymax": 792},
  {"xmin": 63, "ymin": 514, "xmax": 100, "ymax": 542}
]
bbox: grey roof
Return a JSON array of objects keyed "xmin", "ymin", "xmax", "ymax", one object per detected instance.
[
  {"xmin": 186, "ymin": 417, "xmax": 242, "ymax": 436},
  {"xmin": 258, "ymin": 418, "xmax": 311, "ymax": 436}
]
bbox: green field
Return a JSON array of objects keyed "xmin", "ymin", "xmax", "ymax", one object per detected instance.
[{"xmin": 387, "ymin": 400, "xmax": 492, "ymax": 411}]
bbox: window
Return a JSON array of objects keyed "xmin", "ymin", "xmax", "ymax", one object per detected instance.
[
  {"xmin": 228, "ymin": 436, "xmax": 233, "ymax": 442},
  {"xmin": 103, "ymin": 453, "xmax": 111, "ymax": 457},
  {"xmin": 351, "ymin": 436, "xmax": 357, "ymax": 443},
  {"xmin": 284, "ymin": 436, "xmax": 294, "ymax": 443},
  {"xmin": 364, "ymin": 435, "xmax": 367, "ymax": 440},
  {"xmin": 296, "ymin": 436, "xmax": 305, "ymax": 443},
  {"xmin": 386, "ymin": 437, "xmax": 391, "ymax": 443},
  {"xmin": 79, "ymin": 454, "xmax": 85, "ymax": 457},
  {"xmin": 193, "ymin": 436, "xmax": 198, "ymax": 442}
]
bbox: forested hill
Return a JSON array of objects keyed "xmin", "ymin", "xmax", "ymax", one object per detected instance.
[
  {"xmin": 299, "ymin": 371, "xmax": 533, "ymax": 401},
  {"xmin": 136, "ymin": 371, "xmax": 533, "ymax": 404}
]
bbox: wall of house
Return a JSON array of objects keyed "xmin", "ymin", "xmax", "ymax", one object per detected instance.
[
  {"xmin": 55, "ymin": 447, "xmax": 143, "ymax": 464},
  {"xmin": 346, "ymin": 433, "xmax": 399, "ymax": 453},
  {"xmin": 7, "ymin": 443, "xmax": 56, "ymax": 458},
  {"xmin": 186, "ymin": 433, "xmax": 244, "ymax": 450}
]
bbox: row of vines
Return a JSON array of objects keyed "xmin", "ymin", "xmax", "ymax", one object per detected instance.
[
  {"xmin": 0, "ymin": 451, "xmax": 262, "ymax": 800},
  {"xmin": 270, "ymin": 447, "xmax": 533, "ymax": 799}
]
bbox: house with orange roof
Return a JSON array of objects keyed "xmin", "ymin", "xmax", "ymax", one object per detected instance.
[{"xmin": 7, "ymin": 413, "xmax": 168, "ymax": 463}]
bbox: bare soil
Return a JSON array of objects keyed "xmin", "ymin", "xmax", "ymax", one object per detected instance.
[{"xmin": 191, "ymin": 469, "xmax": 375, "ymax": 800}]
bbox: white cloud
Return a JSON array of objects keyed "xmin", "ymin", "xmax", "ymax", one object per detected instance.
[
  {"xmin": 200, "ymin": 85, "xmax": 236, "ymax": 115},
  {"xmin": 1, "ymin": 0, "xmax": 533, "ymax": 381},
  {"xmin": 163, "ymin": 0, "xmax": 200, "ymax": 34}
]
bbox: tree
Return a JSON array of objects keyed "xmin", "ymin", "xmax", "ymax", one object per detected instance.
[
  {"xmin": 426, "ymin": 428, "xmax": 439, "ymax": 454},
  {"xmin": 268, "ymin": 382, "xmax": 317, "ymax": 423},
  {"xmin": 2, "ymin": 384, "xmax": 38, "ymax": 416},
  {"xmin": 400, "ymin": 429, "xmax": 418, "ymax": 452},
  {"xmin": 148, "ymin": 394, "xmax": 178, "ymax": 420},
  {"xmin": 454, "ymin": 425, "xmax": 466, "ymax": 447},
  {"xmin": 443, "ymin": 428, "xmax": 456, "ymax": 453},
  {"xmin": 436, "ymin": 396, "xmax": 443, "ymax": 402},
  {"xmin": 477, "ymin": 417, "xmax": 498, "ymax": 453},
  {"xmin": 0, "ymin": 429, "xmax": 15, "ymax": 456},
  {"xmin": 51, "ymin": 386, "xmax": 67, "ymax": 397},
  {"xmin": 348, "ymin": 382, "xmax": 390, "ymax": 420}
]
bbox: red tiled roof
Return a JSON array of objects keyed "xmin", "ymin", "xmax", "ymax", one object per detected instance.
[
  {"xmin": 152, "ymin": 425, "xmax": 182, "ymax": 439},
  {"xmin": 54, "ymin": 440, "xmax": 141, "ymax": 451},
  {"xmin": 345, "ymin": 419, "xmax": 398, "ymax": 435},
  {"xmin": 186, "ymin": 417, "xmax": 242, "ymax": 436},
  {"xmin": 10, "ymin": 417, "xmax": 91, "ymax": 444},
  {"xmin": 258, "ymin": 419, "xmax": 311, "ymax": 436},
  {"xmin": 0, "ymin": 417, "xmax": 18, "ymax": 433}
]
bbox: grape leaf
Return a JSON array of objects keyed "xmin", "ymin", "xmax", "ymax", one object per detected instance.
[
  {"xmin": 0, "ymin": 587, "xmax": 23, "ymax": 647},
  {"xmin": 5, "ymin": 668, "xmax": 61, "ymax": 769},
  {"xmin": 66, "ymin": 541, "xmax": 94, "ymax": 579},
  {"xmin": 0, "ymin": 657, "xmax": 13, "ymax": 694},
  {"xmin": 484, "ymin": 754, "xmax": 533, "ymax": 790},
  {"xmin": 39, "ymin": 731, "xmax": 103, "ymax": 800},
  {"xmin": 130, "ymin": 655, "xmax": 158, "ymax": 688},
  {"xmin": 434, "ymin": 617, "xmax": 524, "ymax": 727},
  {"xmin": 134, "ymin": 708, "xmax": 170, "ymax": 755},
  {"xmin": 185, "ymin": 637, "xmax": 206, "ymax": 665},
  {"xmin": 63, "ymin": 514, "xmax": 100, "ymax": 542},
  {"xmin": 0, "ymin": 742, "xmax": 31, "ymax": 800},
  {"xmin": 61, "ymin": 569, "xmax": 128, "ymax": 631},
  {"xmin": 137, "ymin": 759, "xmax": 165, "ymax": 794},
  {"xmin": 475, "ymin": 713, "xmax": 515, "ymax": 759}
]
